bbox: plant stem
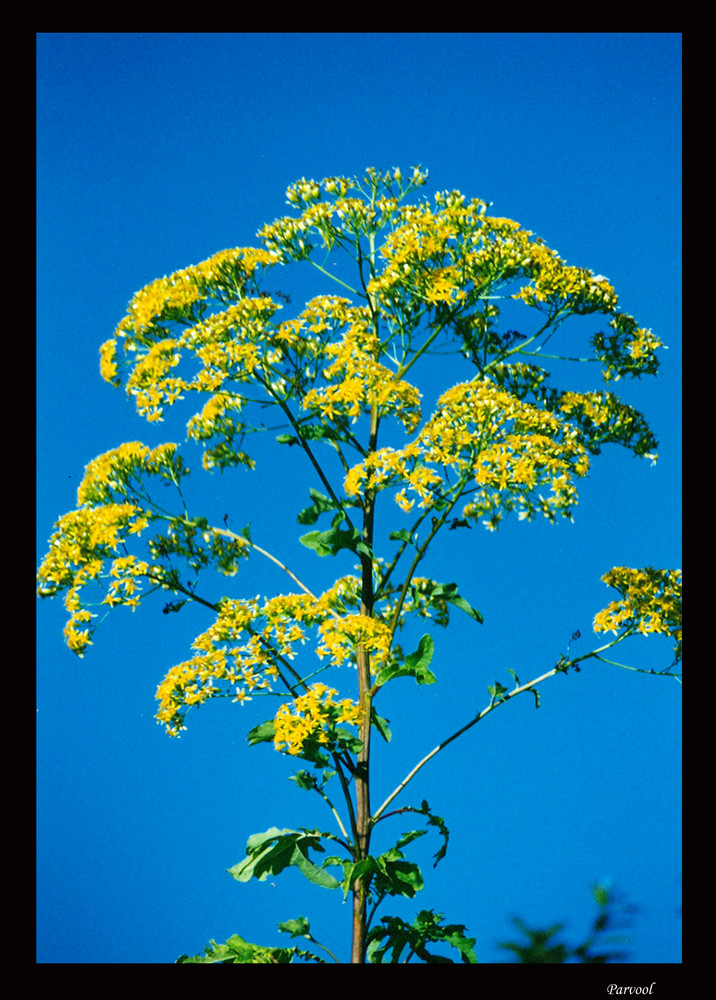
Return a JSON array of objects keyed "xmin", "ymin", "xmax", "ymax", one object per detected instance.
[
  {"xmin": 351, "ymin": 262, "xmax": 381, "ymax": 962},
  {"xmin": 351, "ymin": 402, "xmax": 379, "ymax": 963},
  {"xmin": 306, "ymin": 933, "xmax": 342, "ymax": 964}
]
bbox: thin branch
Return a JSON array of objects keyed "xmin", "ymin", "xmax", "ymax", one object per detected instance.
[
  {"xmin": 371, "ymin": 665, "xmax": 562, "ymax": 822},
  {"xmin": 308, "ymin": 258, "xmax": 362, "ymax": 297},
  {"xmin": 207, "ymin": 525, "xmax": 319, "ymax": 599},
  {"xmin": 143, "ymin": 569, "xmax": 219, "ymax": 613},
  {"xmin": 379, "ymin": 474, "xmax": 471, "ymax": 662},
  {"xmin": 593, "ymin": 653, "xmax": 682, "ymax": 682},
  {"xmin": 371, "ymin": 634, "xmax": 648, "ymax": 822},
  {"xmin": 275, "ymin": 396, "xmax": 358, "ymax": 532},
  {"xmin": 331, "ymin": 752, "xmax": 359, "ymax": 851}
]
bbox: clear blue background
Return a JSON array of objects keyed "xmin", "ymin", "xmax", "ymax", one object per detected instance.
[{"xmin": 37, "ymin": 32, "xmax": 681, "ymax": 965}]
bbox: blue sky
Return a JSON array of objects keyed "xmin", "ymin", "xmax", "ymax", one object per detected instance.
[{"xmin": 37, "ymin": 33, "xmax": 681, "ymax": 965}]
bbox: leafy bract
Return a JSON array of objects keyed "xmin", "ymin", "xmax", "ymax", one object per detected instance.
[{"xmin": 376, "ymin": 634, "xmax": 436, "ymax": 687}]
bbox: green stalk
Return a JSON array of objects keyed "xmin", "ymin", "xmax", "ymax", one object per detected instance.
[{"xmin": 372, "ymin": 635, "xmax": 635, "ymax": 823}]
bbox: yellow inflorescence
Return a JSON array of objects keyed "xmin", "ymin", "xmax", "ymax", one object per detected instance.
[
  {"xmin": 38, "ymin": 167, "xmax": 676, "ymax": 744},
  {"xmin": 302, "ymin": 307, "xmax": 422, "ymax": 431},
  {"xmin": 593, "ymin": 568, "xmax": 682, "ymax": 645},
  {"xmin": 273, "ymin": 683, "xmax": 364, "ymax": 756},
  {"xmin": 37, "ymin": 502, "xmax": 151, "ymax": 656},
  {"xmin": 344, "ymin": 378, "xmax": 590, "ymax": 527},
  {"xmin": 154, "ymin": 583, "xmax": 383, "ymax": 737}
]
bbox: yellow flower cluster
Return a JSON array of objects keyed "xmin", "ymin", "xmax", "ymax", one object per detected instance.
[
  {"xmin": 156, "ymin": 595, "xmax": 277, "ymax": 736},
  {"xmin": 186, "ymin": 393, "xmax": 256, "ymax": 472},
  {"xmin": 344, "ymin": 442, "xmax": 441, "ymax": 508},
  {"xmin": 273, "ymin": 683, "xmax": 363, "ymax": 756},
  {"xmin": 115, "ymin": 247, "xmax": 279, "ymax": 339},
  {"xmin": 96, "ymin": 169, "xmax": 665, "ymax": 476},
  {"xmin": 76, "ymin": 441, "xmax": 187, "ymax": 506},
  {"xmin": 99, "ymin": 338, "xmax": 120, "ymax": 385},
  {"xmin": 37, "ymin": 503, "xmax": 150, "ymax": 656},
  {"xmin": 344, "ymin": 379, "xmax": 590, "ymax": 528},
  {"xmin": 124, "ymin": 298, "xmax": 281, "ymax": 423},
  {"xmin": 154, "ymin": 582, "xmax": 383, "ymax": 736},
  {"xmin": 559, "ymin": 391, "xmax": 611, "ymax": 427},
  {"xmin": 101, "ymin": 248, "xmax": 280, "ymax": 426},
  {"xmin": 367, "ymin": 196, "xmax": 494, "ymax": 306},
  {"xmin": 260, "ymin": 167, "xmax": 428, "ymax": 259},
  {"xmin": 39, "ymin": 168, "xmax": 671, "ymax": 747},
  {"xmin": 36, "ymin": 442, "xmax": 217, "ymax": 658},
  {"xmin": 303, "ymin": 306, "xmax": 421, "ymax": 430},
  {"xmin": 592, "ymin": 313, "xmax": 664, "ymax": 382},
  {"xmin": 125, "ymin": 338, "xmax": 185, "ymax": 421},
  {"xmin": 316, "ymin": 613, "xmax": 392, "ymax": 673},
  {"xmin": 512, "ymin": 248, "xmax": 618, "ymax": 315},
  {"xmin": 627, "ymin": 326, "xmax": 663, "ymax": 361},
  {"xmin": 557, "ymin": 389, "xmax": 658, "ymax": 461},
  {"xmin": 593, "ymin": 568, "xmax": 682, "ymax": 647},
  {"xmin": 369, "ymin": 193, "xmax": 593, "ymax": 319}
]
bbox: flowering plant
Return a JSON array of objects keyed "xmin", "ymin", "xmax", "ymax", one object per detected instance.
[{"xmin": 38, "ymin": 167, "xmax": 680, "ymax": 963}]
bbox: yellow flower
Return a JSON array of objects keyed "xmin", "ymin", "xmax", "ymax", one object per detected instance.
[{"xmin": 395, "ymin": 488, "xmax": 415, "ymax": 513}]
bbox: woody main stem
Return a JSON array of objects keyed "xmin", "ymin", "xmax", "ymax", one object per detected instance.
[{"xmin": 350, "ymin": 401, "xmax": 380, "ymax": 964}]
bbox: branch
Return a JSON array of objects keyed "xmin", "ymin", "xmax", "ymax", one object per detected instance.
[
  {"xmin": 371, "ymin": 634, "xmax": 655, "ymax": 822},
  {"xmin": 143, "ymin": 569, "xmax": 220, "ymax": 613},
  {"xmin": 371, "ymin": 665, "xmax": 561, "ymax": 822},
  {"xmin": 275, "ymin": 395, "xmax": 358, "ymax": 532},
  {"xmin": 381, "ymin": 473, "xmax": 472, "ymax": 655},
  {"xmin": 308, "ymin": 258, "xmax": 361, "ymax": 296}
]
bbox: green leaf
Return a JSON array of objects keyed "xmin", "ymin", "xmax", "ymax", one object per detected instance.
[
  {"xmin": 375, "ymin": 634, "xmax": 436, "ymax": 687},
  {"xmin": 299, "ymin": 529, "xmax": 336, "ymax": 556},
  {"xmin": 296, "ymin": 489, "xmax": 338, "ymax": 525},
  {"xmin": 290, "ymin": 844, "xmax": 341, "ymax": 890},
  {"xmin": 417, "ymin": 800, "xmax": 451, "ymax": 867},
  {"xmin": 355, "ymin": 539, "xmax": 374, "ymax": 561},
  {"xmin": 176, "ymin": 932, "xmax": 324, "ymax": 964},
  {"xmin": 338, "ymin": 856, "xmax": 378, "ymax": 900},
  {"xmin": 299, "ymin": 518, "xmax": 360, "ymax": 557},
  {"xmin": 366, "ymin": 910, "xmax": 478, "ymax": 964},
  {"xmin": 277, "ymin": 916, "xmax": 312, "ymax": 939},
  {"xmin": 345, "ymin": 855, "xmax": 378, "ymax": 885},
  {"xmin": 374, "ymin": 856, "xmax": 425, "ymax": 899},
  {"xmin": 278, "ymin": 423, "xmax": 347, "ymax": 449},
  {"xmin": 371, "ymin": 708, "xmax": 392, "ymax": 742},
  {"xmin": 246, "ymin": 719, "xmax": 276, "ymax": 746},
  {"xmin": 228, "ymin": 828, "xmax": 341, "ymax": 890},
  {"xmin": 290, "ymin": 769, "xmax": 316, "ymax": 792},
  {"xmin": 394, "ymin": 828, "xmax": 428, "ymax": 851},
  {"xmin": 176, "ymin": 933, "xmax": 294, "ymax": 964},
  {"xmin": 430, "ymin": 582, "xmax": 483, "ymax": 624},
  {"xmin": 332, "ymin": 726, "xmax": 363, "ymax": 755},
  {"xmin": 228, "ymin": 827, "xmax": 296, "ymax": 883},
  {"xmin": 405, "ymin": 634, "xmax": 436, "ymax": 676},
  {"xmin": 488, "ymin": 680, "xmax": 509, "ymax": 703},
  {"xmin": 445, "ymin": 928, "xmax": 479, "ymax": 964}
]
